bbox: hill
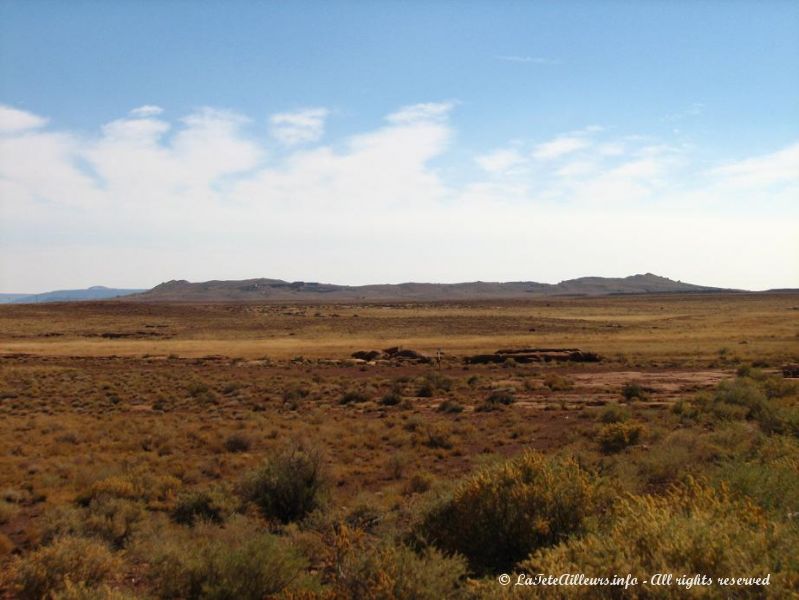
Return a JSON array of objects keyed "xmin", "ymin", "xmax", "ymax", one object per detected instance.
[
  {"xmin": 129, "ymin": 273, "xmax": 728, "ymax": 302},
  {"xmin": 3, "ymin": 286, "xmax": 146, "ymax": 304}
]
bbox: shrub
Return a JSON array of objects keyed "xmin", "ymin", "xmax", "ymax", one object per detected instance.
[
  {"xmin": 13, "ymin": 536, "xmax": 121, "ymax": 600},
  {"xmin": 598, "ymin": 422, "xmax": 644, "ymax": 454},
  {"xmin": 339, "ymin": 391, "xmax": 369, "ymax": 405},
  {"xmin": 715, "ymin": 435, "xmax": 799, "ymax": 515},
  {"xmin": 476, "ymin": 390, "xmax": 515, "ymax": 412},
  {"xmin": 333, "ymin": 532, "xmax": 468, "ymax": 600},
  {"xmin": 76, "ymin": 474, "xmax": 181, "ymax": 511},
  {"xmin": 403, "ymin": 472, "xmax": 435, "ymax": 496},
  {"xmin": 143, "ymin": 517, "xmax": 308, "ymax": 599},
  {"xmin": 52, "ymin": 582, "xmax": 141, "ymax": 600},
  {"xmin": 422, "ymin": 424, "xmax": 453, "ymax": 449},
  {"xmin": 172, "ymin": 489, "xmax": 233, "ymax": 526},
  {"xmin": 241, "ymin": 445, "xmax": 328, "ymax": 523},
  {"xmin": 543, "ymin": 373, "xmax": 573, "ymax": 391},
  {"xmin": 690, "ymin": 377, "xmax": 799, "ymax": 436},
  {"xmin": 43, "ymin": 497, "xmax": 147, "ymax": 549},
  {"xmin": 597, "ymin": 403, "xmax": 630, "ymax": 424},
  {"xmin": 416, "ymin": 451, "xmax": 599, "ymax": 574},
  {"xmin": 417, "ymin": 372, "xmax": 452, "ymax": 397},
  {"xmin": 522, "ymin": 481, "xmax": 799, "ymax": 597},
  {"xmin": 0, "ymin": 499, "xmax": 19, "ymax": 524},
  {"xmin": 437, "ymin": 399, "xmax": 464, "ymax": 413},
  {"xmin": 379, "ymin": 391, "xmax": 402, "ymax": 406},
  {"xmin": 485, "ymin": 390, "xmax": 515, "ymax": 406},
  {"xmin": 223, "ymin": 433, "xmax": 251, "ymax": 453},
  {"xmin": 621, "ymin": 381, "xmax": 648, "ymax": 401}
]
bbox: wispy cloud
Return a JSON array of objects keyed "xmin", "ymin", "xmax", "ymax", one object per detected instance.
[
  {"xmin": 130, "ymin": 105, "xmax": 164, "ymax": 118},
  {"xmin": 495, "ymin": 55, "xmax": 560, "ymax": 65},
  {"xmin": 710, "ymin": 142, "xmax": 799, "ymax": 188},
  {"xmin": 663, "ymin": 102, "xmax": 704, "ymax": 123},
  {"xmin": 475, "ymin": 148, "xmax": 525, "ymax": 174},
  {"xmin": 270, "ymin": 107, "xmax": 329, "ymax": 145},
  {"xmin": 386, "ymin": 102, "xmax": 455, "ymax": 124},
  {"xmin": 532, "ymin": 126, "xmax": 602, "ymax": 160}
]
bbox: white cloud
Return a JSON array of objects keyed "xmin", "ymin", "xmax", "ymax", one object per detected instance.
[
  {"xmin": 386, "ymin": 102, "xmax": 454, "ymax": 124},
  {"xmin": 476, "ymin": 148, "xmax": 525, "ymax": 174},
  {"xmin": 0, "ymin": 105, "xmax": 48, "ymax": 133},
  {"xmin": 130, "ymin": 105, "xmax": 164, "ymax": 117},
  {"xmin": 710, "ymin": 142, "xmax": 799, "ymax": 188},
  {"xmin": 532, "ymin": 136, "xmax": 589, "ymax": 160},
  {"xmin": 270, "ymin": 107, "xmax": 329, "ymax": 145},
  {"xmin": 0, "ymin": 104, "xmax": 797, "ymax": 292}
]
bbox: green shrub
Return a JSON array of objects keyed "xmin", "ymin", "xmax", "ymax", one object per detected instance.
[
  {"xmin": 172, "ymin": 489, "xmax": 234, "ymax": 526},
  {"xmin": 13, "ymin": 536, "xmax": 121, "ymax": 600},
  {"xmin": 333, "ymin": 534, "xmax": 468, "ymax": 600},
  {"xmin": 522, "ymin": 481, "xmax": 799, "ymax": 597},
  {"xmin": 597, "ymin": 403, "xmax": 630, "ymax": 424},
  {"xmin": 143, "ymin": 517, "xmax": 308, "ymax": 599},
  {"xmin": 416, "ymin": 451, "xmax": 599, "ymax": 574},
  {"xmin": 43, "ymin": 497, "xmax": 147, "ymax": 549},
  {"xmin": 690, "ymin": 377, "xmax": 799, "ymax": 436},
  {"xmin": 241, "ymin": 445, "xmax": 328, "ymax": 523},
  {"xmin": 715, "ymin": 435, "xmax": 799, "ymax": 515}
]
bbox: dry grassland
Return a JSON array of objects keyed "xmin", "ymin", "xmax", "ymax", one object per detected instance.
[{"xmin": 0, "ymin": 293, "xmax": 797, "ymax": 598}]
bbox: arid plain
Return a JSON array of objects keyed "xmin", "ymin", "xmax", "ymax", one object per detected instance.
[{"xmin": 1, "ymin": 293, "xmax": 798, "ymax": 598}]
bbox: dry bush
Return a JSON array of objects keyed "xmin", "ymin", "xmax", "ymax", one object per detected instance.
[
  {"xmin": 12, "ymin": 536, "xmax": 121, "ymax": 600},
  {"xmin": 52, "ymin": 582, "xmax": 141, "ymax": 600},
  {"xmin": 240, "ymin": 444, "xmax": 328, "ymax": 524},
  {"xmin": 597, "ymin": 422, "xmax": 644, "ymax": 454},
  {"xmin": 329, "ymin": 526, "xmax": 468, "ymax": 600},
  {"xmin": 43, "ymin": 498, "xmax": 147, "ymax": 549},
  {"xmin": 597, "ymin": 403, "xmax": 630, "ymax": 424},
  {"xmin": 621, "ymin": 381, "xmax": 649, "ymax": 401},
  {"xmin": 403, "ymin": 472, "xmax": 435, "ymax": 496},
  {"xmin": 0, "ymin": 498, "xmax": 19, "ymax": 524},
  {"xmin": 436, "ymin": 399, "xmax": 463, "ymax": 413},
  {"xmin": 521, "ymin": 481, "xmax": 799, "ymax": 598},
  {"xmin": 543, "ymin": 373, "xmax": 573, "ymax": 391},
  {"xmin": 171, "ymin": 487, "xmax": 236, "ymax": 526},
  {"xmin": 223, "ymin": 433, "xmax": 251, "ymax": 453},
  {"xmin": 76, "ymin": 473, "xmax": 181, "ymax": 511},
  {"xmin": 416, "ymin": 451, "xmax": 600, "ymax": 574},
  {"xmin": 139, "ymin": 516, "xmax": 309, "ymax": 599},
  {"xmin": 339, "ymin": 390, "xmax": 369, "ymax": 405}
]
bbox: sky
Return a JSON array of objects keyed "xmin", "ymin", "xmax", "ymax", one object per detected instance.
[{"xmin": 1, "ymin": 0, "xmax": 797, "ymax": 293}]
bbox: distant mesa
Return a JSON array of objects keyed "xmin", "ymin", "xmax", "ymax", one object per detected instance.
[
  {"xmin": 125, "ymin": 273, "xmax": 731, "ymax": 302},
  {"xmin": 0, "ymin": 286, "xmax": 145, "ymax": 304}
]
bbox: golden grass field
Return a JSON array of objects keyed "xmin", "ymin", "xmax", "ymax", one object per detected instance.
[{"xmin": 0, "ymin": 293, "xmax": 797, "ymax": 599}]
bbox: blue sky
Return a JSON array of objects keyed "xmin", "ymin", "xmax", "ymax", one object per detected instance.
[{"xmin": 1, "ymin": 1, "xmax": 797, "ymax": 291}]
